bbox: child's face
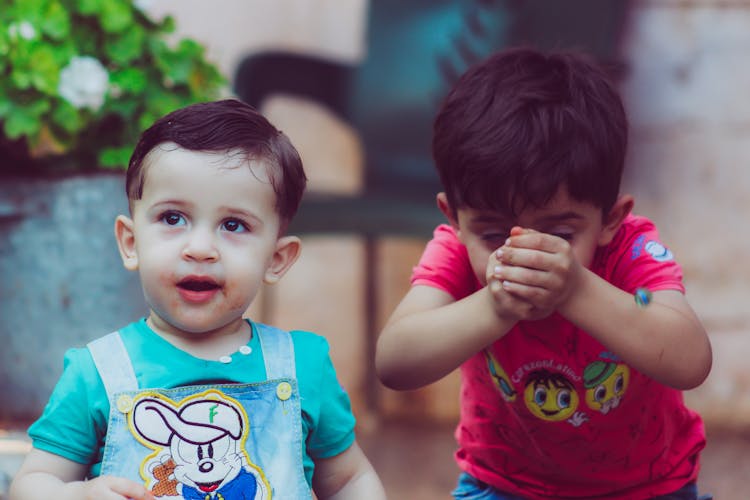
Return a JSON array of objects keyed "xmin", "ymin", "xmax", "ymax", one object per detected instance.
[
  {"xmin": 450, "ymin": 188, "xmax": 615, "ymax": 287},
  {"xmin": 116, "ymin": 144, "xmax": 296, "ymax": 337}
]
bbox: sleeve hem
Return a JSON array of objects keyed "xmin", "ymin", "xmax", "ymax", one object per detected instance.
[
  {"xmin": 31, "ymin": 437, "xmax": 91, "ymax": 465},
  {"xmin": 309, "ymin": 432, "xmax": 356, "ymax": 460}
]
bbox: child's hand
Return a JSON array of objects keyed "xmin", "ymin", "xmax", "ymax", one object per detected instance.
[
  {"xmin": 485, "ymin": 229, "xmax": 539, "ymax": 322},
  {"xmin": 488, "ymin": 226, "xmax": 583, "ymax": 319},
  {"xmin": 73, "ymin": 475, "xmax": 155, "ymax": 500}
]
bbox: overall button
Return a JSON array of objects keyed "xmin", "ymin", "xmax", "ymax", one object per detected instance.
[
  {"xmin": 276, "ymin": 382, "xmax": 292, "ymax": 401},
  {"xmin": 239, "ymin": 345, "xmax": 252, "ymax": 355},
  {"xmin": 219, "ymin": 355, "xmax": 232, "ymax": 364},
  {"xmin": 116, "ymin": 394, "xmax": 134, "ymax": 413}
]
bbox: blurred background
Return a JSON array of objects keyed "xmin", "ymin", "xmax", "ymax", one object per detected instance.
[{"xmin": 2, "ymin": 0, "xmax": 750, "ymax": 498}]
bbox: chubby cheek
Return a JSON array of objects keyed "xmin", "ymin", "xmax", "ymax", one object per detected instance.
[
  {"xmin": 223, "ymin": 274, "xmax": 260, "ymax": 313},
  {"xmin": 141, "ymin": 268, "xmax": 175, "ymax": 308}
]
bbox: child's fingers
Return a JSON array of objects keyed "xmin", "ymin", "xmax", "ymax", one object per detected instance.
[
  {"xmin": 503, "ymin": 227, "xmax": 565, "ymax": 254},
  {"xmin": 493, "ymin": 261, "xmax": 551, "ymax": 289},
  {"xmin": 496, "ymin": 246, "xmax": 557, "ymax": 273},
  {"xmin": 499, "ymin": 278, "xmax": 550, "ymax": 305},
  {"xmin": 107, "ymin": 477, "xmax": 155, "ymax": 500}
]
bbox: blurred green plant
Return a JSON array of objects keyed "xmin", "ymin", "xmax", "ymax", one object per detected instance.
[{"xmin": 0, "ymin": 0, "xmax": 226, "ymax": 172}]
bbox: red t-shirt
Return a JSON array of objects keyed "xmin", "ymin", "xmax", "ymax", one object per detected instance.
[{"xmin": 411, "ymin": 215, "xmax": 705, "ymax": 499}]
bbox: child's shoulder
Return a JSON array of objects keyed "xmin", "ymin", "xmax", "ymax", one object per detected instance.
[
  {"xmin": 609, "ymin": 213, "xmax": 661, "ymax": 248},
  {"xmin": 253, "ymin": 322, "xmax": 332, "ymax": 355},
  {"xmin": 288, "ymin": 329, "xmax": 331, "ymax": 353}
]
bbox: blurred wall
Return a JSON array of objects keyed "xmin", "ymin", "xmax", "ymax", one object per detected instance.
[
  {"xmin": 148, "ymin": 0, "xmax": 750, "ymax": 430},
  {"xmin": 619, "ymin": 1, "xmax": 750, "ymax": 429}
]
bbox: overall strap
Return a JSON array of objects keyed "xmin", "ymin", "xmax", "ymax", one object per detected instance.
[
  {"xmin": 255, "ymin": 323, "xmax": 296, "ymax": 380},
  {"xmin": 87, "ymin": 331, "xmax": 138, "ymax": 397}
]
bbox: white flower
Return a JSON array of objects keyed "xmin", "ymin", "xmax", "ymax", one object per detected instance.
[
  {"xmin": 58, "ymin": 56, "xmax": 109, "ymax": 111},
  {"xmin": 8, "ymin": 21, "xmax": 37, "ymax": 40},
  {"xmin": 133, "ymin": 0, "xmax": 154, "ymax": 13}
]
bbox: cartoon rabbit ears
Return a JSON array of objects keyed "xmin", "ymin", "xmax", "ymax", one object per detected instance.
[{"xmin": 132, "ymin": 396, "xmax": 244, "ymax": 446}]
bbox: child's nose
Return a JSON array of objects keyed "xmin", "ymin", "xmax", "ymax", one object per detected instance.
[{"xmin": 182, "ymin": 227, "xmax": 219, "ymax": 261}]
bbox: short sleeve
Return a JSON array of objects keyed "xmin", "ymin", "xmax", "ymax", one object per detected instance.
[
  {"xmin": 27, "ymin": 347, "xmax": 109, "ymax": 466},
  {"xmin": 292, "ymin": 332, "xmax": 356, "ymax": 461},
  {"xmin": 411, "ymin": 224, "xmax": 481, "ymax": 300},
  {"xmin": 596, "ymin": 215, "xmax": 685, "ymax": 294}
]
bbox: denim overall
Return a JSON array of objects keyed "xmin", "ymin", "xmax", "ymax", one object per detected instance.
[{"xmin": 88, "ymin": 324, "xmax": 312, "ymax": 500}]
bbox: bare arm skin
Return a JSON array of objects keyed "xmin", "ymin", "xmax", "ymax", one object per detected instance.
[
  {"xmin": 559, "ymin": 275, "xmax": 711, "ymax": 389},
  {"xmin": 10, "ymin": 448, "xmax": 155, "ymax": 500},
  {"xmin": 376, "ymin": 284, "xmax": 528, "ymax": 390},
  {"xmin": 312, "ymin": 441, "xmax": 386, "ymax": 500}
]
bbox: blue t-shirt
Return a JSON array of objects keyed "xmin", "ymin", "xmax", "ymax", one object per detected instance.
[{"xmin": 28, "ymin": 319, "xmax": 356, "ymax": 486}]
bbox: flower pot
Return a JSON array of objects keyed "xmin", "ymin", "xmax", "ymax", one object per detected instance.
[{"xmin": 0, "ymin": 172, "xmax": 146, "ymax": 423}]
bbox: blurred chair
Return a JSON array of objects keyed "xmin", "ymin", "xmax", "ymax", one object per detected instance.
[{"xmin": 234, "ymin": 0, "xmax": 630, "ymax": 413}]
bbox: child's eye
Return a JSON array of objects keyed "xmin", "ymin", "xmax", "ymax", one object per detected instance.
[
  {"xmin": 481, "ymin": 232, "xmax": 507, "ymax": 244},
  {"xmin": 222, "ymin": 218, "xmax": 248, "ymax": 233},
  {"xmin": 551, "ymin": 232, "xmax": 574, "ymax": 241},
  {"xmin": 161, "ymin": 211, "xmax": 185, "ymax": 226}
]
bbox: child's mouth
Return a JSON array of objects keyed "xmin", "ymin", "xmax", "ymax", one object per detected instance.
[{"xmin": 177, "ymin": 277, "xmax": 220, "ymax": 302}]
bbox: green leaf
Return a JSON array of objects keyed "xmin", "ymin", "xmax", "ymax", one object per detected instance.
[
  {"xmin": 39, "ymin": 1, "xmax": 71, "ymax": 40},
  {"xmin": 154, "ymin": 48, "xmax": 193, "ymax": 85},
  {"xmin": 11, "ymin": 69, "xmax": 33, "ymax": 90},
  {"xmin": 27, "ymin": 44, "xmax": 60, "ymax": 94},
  {"xmin": 100, "ymin": 1, "xmax": 133, "ymax": 34},
  {"xmin": 98, "ymin": 145, "xmax": 132, "ymax": 169},
  {"xmin": 51, "ymin": 101, "xmax": 85, "ymax": 134},
  {"xmin": 110, "ymin": 67, "xmax": 148, "ymax": 94},
  {"xmin": 0, "ymin": 30, "xmax": 10, "ymax": 57},
  {"xmin": 159, "ymin": 15, "xmax": 176, "ymax": 34},
  {"xmin": 3, "ymin": 106, "xmax": 43, "ymax": 139},
  {"xmin": 76, "ymin": 0, "xmax": 104, "ymax": 16},
  {"xmin": 10, "ymin": 0, "xmax": 46, "ymax": 20},
  {"xmin": 105, "ymin": 24, "xmax": 145, "ymax": 64},
  {"xmin": 0, "ymin": 99, "xmax": 12, "ymax": 119}
]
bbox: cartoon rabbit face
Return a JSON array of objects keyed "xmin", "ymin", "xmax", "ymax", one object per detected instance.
[
  {"xmin": 130, "ymin": 392, "xmax": 267, "ymax": 498},
  {"xmin": 170, "ymin": 434, "xmax": 244, "ymax": 494}
]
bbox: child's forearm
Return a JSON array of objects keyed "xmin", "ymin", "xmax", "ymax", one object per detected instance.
[
  {"xmin": 11, "ymin": 467, "xmax": 154, "ymax": 500},
  {"xmin": 320, "ymin": 468, "xmax": 387, "ymax": 500},
  {"xmin": 312, "ymin": 442, "xmax": 386, "ymax": 500},
  {"xmin": 11, "ymin": 473, "xmax": 86, "ymax": 500},
  {"xmin": 376, "ymin": 287, "xmax": 517, "ymax": 390},
  {"xmin": 559, "ymin": 270, "xmax": 712, "ymax": 390}
]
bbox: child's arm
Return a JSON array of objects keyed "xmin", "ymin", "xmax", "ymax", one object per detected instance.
[
  {"xmin": 560, "ymin": 277, "xmax": 711, "ymax": 389},
  {"xmin": 312, "ymin": 441, "xmax": 386, "ymax": 499},
  {"xmin": 10, "ymin": 448, "xmax": 154, "ymax": 500},
  {"xmin": 376, "ymin": 278, "xmax": 532, "ymax": 390},
  {"xmin": 493, "ymin": 229, "xmax": 712, "ymax": 389}
]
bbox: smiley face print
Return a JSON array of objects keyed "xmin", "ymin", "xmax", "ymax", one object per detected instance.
[
  {"xmin": 583, "ymin": 360, "xmax": 630, "ymax": 415},
  {"xmin": 523, "ymin": 369, "xmax": 579, "ymax": 422}
]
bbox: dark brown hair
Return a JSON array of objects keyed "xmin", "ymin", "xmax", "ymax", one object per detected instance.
[
  {"xmin": 433, "ymin": 47, "xmax": 628, "ymax": 217},
  {"xmin": 126, "ymin": 99, "xmax": 306, "ymax": 226}
]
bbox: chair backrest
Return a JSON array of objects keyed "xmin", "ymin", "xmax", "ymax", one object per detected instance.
[{"xmin": 234, "ymin": 0, "xmax": 630, "ymax": 207}]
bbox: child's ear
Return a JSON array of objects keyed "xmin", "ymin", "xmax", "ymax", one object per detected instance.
[
  {"xmin": 114, "ymin": 214, "xmax": 139, "ymax": 271},
  {"xmin": 437, "ymin": 192, "xmax": 459, "ymax": 229},
  {"xmin": 264, "ymin": 236, "xmax": 302, "ymax": 285},
  {"xmin": 598, "ymin": 194, "xmax": 634, "ymax": 246}
]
